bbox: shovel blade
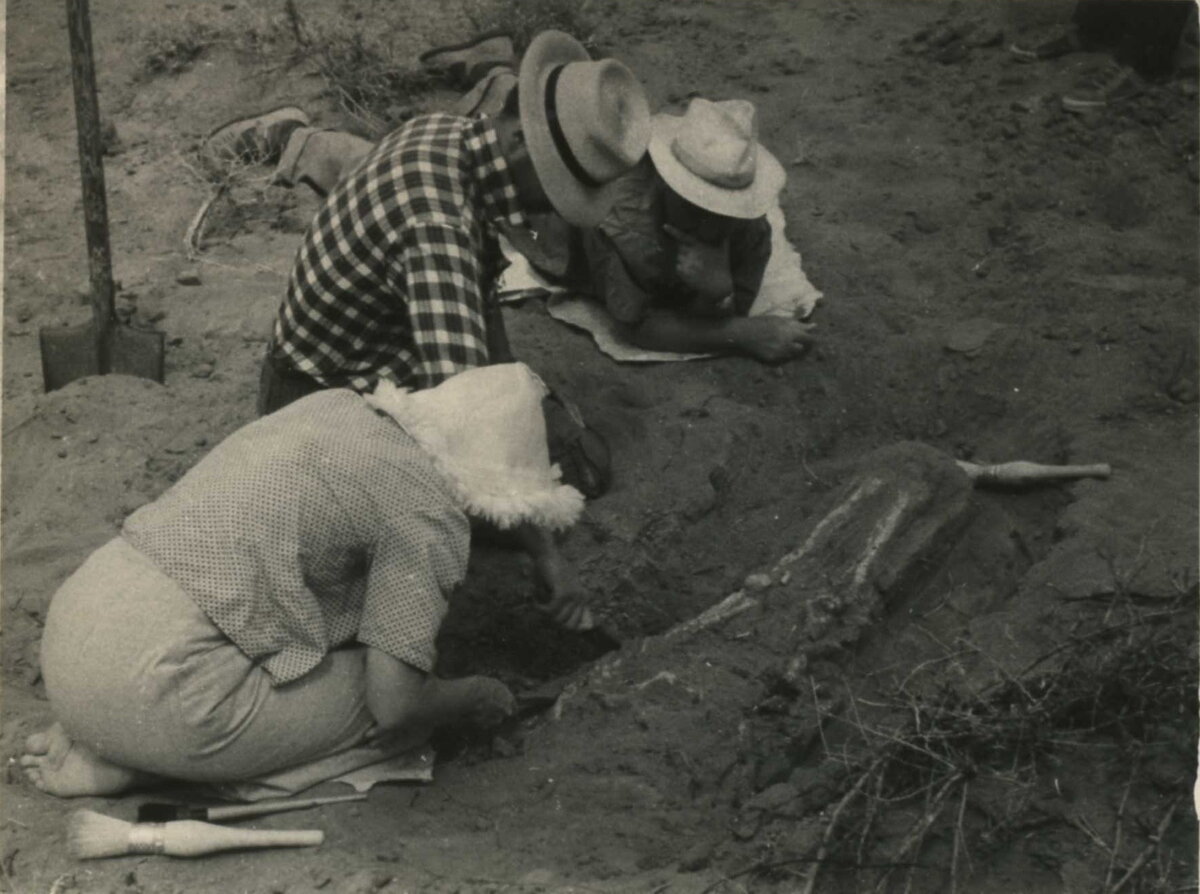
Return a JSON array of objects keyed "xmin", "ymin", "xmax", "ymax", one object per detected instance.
[{"xmin": 39, "ymin": 323, "xmax": 165, "ymax": 393}]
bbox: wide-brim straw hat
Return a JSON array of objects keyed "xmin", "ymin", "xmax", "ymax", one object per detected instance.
[
  {"xmin": 519, "ymin": 30, "xmax": 651, "ymax": 227},
  {"xmin": 365, "ymin": 363, "xmax": 585, "ymax": 531},
  {"xmin": 648, "ymin": 98, "xmax": 785, "ymax": 219}
]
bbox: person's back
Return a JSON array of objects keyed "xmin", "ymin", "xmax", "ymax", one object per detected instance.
[
  {"xmin": 273, "ymin": 114, "xmax": 522, "ymax": 394},
  {"xmin": 123, "ymin": 389, "xmax": 470, "ymax": 682}
]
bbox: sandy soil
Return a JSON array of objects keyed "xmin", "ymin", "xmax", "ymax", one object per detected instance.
[{"xmin": 2, "ymin": 1, "xmax": 1197, "ymax": 892}]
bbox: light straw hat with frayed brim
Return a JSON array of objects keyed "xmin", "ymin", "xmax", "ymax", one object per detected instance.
[
  {"xmin": 519, "ymin": 30, "xmax": 651, "ymax": 227},
  {"xmin": 365, "ymin": 363, "xmax": 584, "ymax": 532},
  {"xmin": 648, "ymin": 98, "xmax": 785, "ymax": 219}
]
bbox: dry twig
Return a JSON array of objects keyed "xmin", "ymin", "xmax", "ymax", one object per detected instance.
[
  {"xmin": 1104, "ymin": 759, "xmax": 1138, "ymax": 890},
  {"xmin": 1110, "ymin": 795, "xmax": 1185, "ymax": 894},
  {"xmin": 949, "ymin": 780, "xmax": 969, "ymax": 894},
  {"xmin": 874, "ymin": 773, "xmax": 963, "ymax": 894},
  {"xmin": 802, "ymin": 759, "xmax": 884, "ymax": 894}
]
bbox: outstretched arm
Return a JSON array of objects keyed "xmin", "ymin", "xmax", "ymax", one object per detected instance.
[{"xmin": 626, "ymin": 309, "xmax": 815, "ymax": 362}]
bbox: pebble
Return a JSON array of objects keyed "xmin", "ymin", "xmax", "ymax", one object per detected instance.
[
  {"xmin": 743, "ymin": 573, "xmax": 772, "ymax": 591},
  {"xmin": 176, "ymin": 270, "xmax": 202, "ymax": 286},
  {"xmin": 192, "ymin": 363, "xmax": 214, "ymax": 379}
]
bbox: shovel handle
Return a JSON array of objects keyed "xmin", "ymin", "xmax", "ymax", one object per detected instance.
[{"xmin": 66, "ymin": 0, "xmax": 115, "ymax": 370}]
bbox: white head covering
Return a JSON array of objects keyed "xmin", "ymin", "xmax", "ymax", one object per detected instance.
[
  {"xmin": 366, "ymin": 363, "xmax": 584, "ymax": 531},
  {"xmin": 648, "ymin": 98, "xmax": 785, "ymax": 219}
]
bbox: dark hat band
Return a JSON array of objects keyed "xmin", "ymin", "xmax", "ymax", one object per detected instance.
[{"xmin": 544, "ymin": 64, "xmax": 602, "ymax": 190}]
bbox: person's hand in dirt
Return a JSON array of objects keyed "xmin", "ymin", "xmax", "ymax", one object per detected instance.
[
  {"xmin": 733, "ymin": 315, "xmax": 817, "ymax": 363},
  {"xmin": 663, "ymin": 223, "xmax": 735, "ymax": 307},
  {"xmin": 538, "ymin": 578, "xmax": 597, "ymax": 631},
  {"xmin": 515, "ymin": 522, "xmax": 597, "ymax": 631}
]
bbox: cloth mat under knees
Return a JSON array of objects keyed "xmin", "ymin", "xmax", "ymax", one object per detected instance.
[
  {"xmin": 209, "ymin": 741, "xmax": 435, "ymax": 802},
  {"xmin": 497, "ymin": 203, "xmax": 824, "ymax": 363}
]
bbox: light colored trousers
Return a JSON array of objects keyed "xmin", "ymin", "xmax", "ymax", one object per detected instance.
[
  {"xmin": 274, "ymin": 68, "xmax": 517, "ymax": 196},
  {"xmin": 40, "ymin": 537, "xmax": 375, "ymax": 782}
]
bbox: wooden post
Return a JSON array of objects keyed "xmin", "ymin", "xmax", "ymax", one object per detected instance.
[{"xmin": 65, "ymin": 0, "xmax": 115, "ymax": 374}]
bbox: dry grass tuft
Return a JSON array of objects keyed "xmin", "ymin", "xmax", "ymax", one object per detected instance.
[
  {"xmin": 746, "ymin": 588, "xmax": 1198, "ymax": 894},
  {"xmin": 460, "ymin": 0, "xmax": 601, "ymax": 52},
  {"xmin": 138, "ymin": 13, "xmax": 222, "ymax": 76}
]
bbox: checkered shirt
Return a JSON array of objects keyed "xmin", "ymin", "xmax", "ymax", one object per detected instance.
[
  {"xmin": 122, "ymin": 390, "xmax": 471, "ymax": 684},
  {"xmin": 273, "ymin": 114, "xmax": 525, "ymax": 392}
]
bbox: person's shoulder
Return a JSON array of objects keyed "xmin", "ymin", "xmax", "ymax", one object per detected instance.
[
  {"xmin": 263, "ymin": 390, "xmax": 373, "ymax": 437},
  {"xmin": 597, "ymin": 157, "xmax": 658, "ymax": 235},
  {"xmin": 613, "ymin": 156, "xmax": 658, "ymax": 197},
  {"xmin": 368, "ymin": 115, "xmax": 474, "ymax": 227},
  {"xmin": 381, "ymin": 113, "xmax": 471, "ymax": 154},
  {"xmin": 276, "ymin": 390, "xmax": 416, "ymax": 463}
]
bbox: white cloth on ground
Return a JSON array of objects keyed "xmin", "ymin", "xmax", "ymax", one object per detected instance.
[{"xmin": 213, "ymin": 744, "xmax": 435, "ymax": 801}]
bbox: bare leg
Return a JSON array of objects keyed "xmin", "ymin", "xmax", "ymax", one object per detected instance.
[{"xmin": 19, "ymin": 722, "xmax": 154, "ymax": 798}]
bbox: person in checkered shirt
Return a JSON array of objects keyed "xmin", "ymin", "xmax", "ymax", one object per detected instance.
[
  {"xmin": 256, "ymin": 31, "xmax": 649, "ymax": 410},
  {"xmin": 244, "ymin": 30, "xmax": 650, "ymax": 631}
]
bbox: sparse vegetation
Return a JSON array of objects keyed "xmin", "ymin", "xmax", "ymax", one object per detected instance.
[
  {"xmin": 460, "ymin": 0, "xmax": 601, "ymax": 52},
  {"xmin": 138, "ymin": 13, "xmax": 221, "ymax": 76},
  {"xmin": 755, "ymin": 589, "xmax": 1198, "ymax": 894},
  {"xmin": 136, "ymin": 0, "xmax": 602, "ymax": 134},
  {"xmin": 305, "ymin": 27, "xmax": 434, "ymax": 138}
]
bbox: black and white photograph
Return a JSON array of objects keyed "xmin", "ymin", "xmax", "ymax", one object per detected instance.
[{"xmin": 2, "ymin": 0, "xmax": 1197, "ymax": 891}]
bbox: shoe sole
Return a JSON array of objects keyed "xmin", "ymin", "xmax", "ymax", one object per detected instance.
[
  {"xmin": 204, "ymin": 104, "xmax": 311, "ymax": 143},
  {"xmin": 418, "ymin": 29, "xmax": 513, "ymax": 64}
]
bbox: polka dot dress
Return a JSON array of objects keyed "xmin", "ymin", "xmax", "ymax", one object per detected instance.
[{"xmin": 123, "ymin": 390, "xmax": 470, "ymax": 683}]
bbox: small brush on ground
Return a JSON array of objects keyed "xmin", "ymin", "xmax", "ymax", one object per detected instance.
[
  {"xmin": 136, "ymin": 792, "xmax": 366, "ymax": 823},
  {"xmin": 68, "ymin": 809, "xmax": 324, "ymax": 860}
]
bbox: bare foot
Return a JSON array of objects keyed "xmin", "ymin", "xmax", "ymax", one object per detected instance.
[{"xmin": 19, "ymin": 722, "xmax": 145, "ymax": 798}]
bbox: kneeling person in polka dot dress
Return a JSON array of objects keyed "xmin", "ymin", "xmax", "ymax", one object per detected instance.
[{"xmin": 21, "ymin": 363, "xmax": 585, "ymax": 798}]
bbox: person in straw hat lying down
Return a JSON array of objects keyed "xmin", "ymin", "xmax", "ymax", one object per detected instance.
[
  {"xmin": 206, "ymin": 40, "xmax": 810, "ymax": 367},
  {"xmin": 562, "ymin": 96, "xmax": 816, "ymax": 363},
  {"xmin": 21, "ymin": 364, "xmax": 584, "ymax": 798}
]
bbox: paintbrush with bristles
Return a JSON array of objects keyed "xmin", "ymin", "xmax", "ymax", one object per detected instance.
[
  {"xmin": 68, "ymin": 809, "xmax": 325, "ymax": 860},
  {"xmin": 136, "ymin": 792, "xmax": 366, "ymax": 823}
]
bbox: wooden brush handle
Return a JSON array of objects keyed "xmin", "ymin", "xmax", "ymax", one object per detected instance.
[
  {"xmin": 956, "ymin": 460, "xmax": 1111, "ymax": 484},
  {"xmin": 208, "ymin": 793, "xmax": 366, "ymax": 820},
  {"xmin": 162, "ymin": 821, "xmax": 324, "ymax": 857}
]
